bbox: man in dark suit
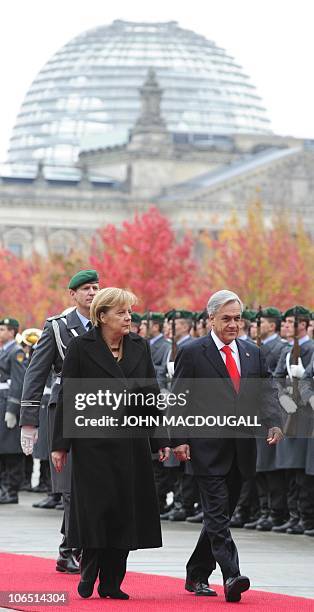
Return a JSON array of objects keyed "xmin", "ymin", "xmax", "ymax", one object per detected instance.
[{"xmin": 171, "ymin": 290, "xmax": 283, "ymax": 603}]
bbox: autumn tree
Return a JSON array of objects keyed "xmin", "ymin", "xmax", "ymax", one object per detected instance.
[
  {"xmin": 90, "ymin": 207, "xmax": 197, "ymax": 310},
  {"xmin": 0, "ymin": 249, "xmax": 86, "ymax": 328},
  {"xmin": 198, "ymin": 202, "xmax": 314, "ymax": 310}
]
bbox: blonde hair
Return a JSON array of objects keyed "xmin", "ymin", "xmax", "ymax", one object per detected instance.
[{"xmin": 90, "ymin": 287, "xmax": 138, "ymax": 326}]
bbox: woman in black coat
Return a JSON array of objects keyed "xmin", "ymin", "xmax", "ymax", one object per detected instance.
[{"xmin": 51, "ymin": 288, "xmax": 169, "ymax": 600}]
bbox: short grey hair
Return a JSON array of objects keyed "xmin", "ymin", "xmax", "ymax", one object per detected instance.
[{"xmin": 207, "ymin": 290, "xmax": 243, "ymax": 316}]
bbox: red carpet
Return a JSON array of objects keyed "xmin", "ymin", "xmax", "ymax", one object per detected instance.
[{"xmin": 0, "ymin": 552, "xmax": 312, "ymax": 611}]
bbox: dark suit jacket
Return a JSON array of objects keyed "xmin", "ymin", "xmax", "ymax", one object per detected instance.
[{"xmin": 171, "ymin": 334, "xmax": 281, "ymax": 478}]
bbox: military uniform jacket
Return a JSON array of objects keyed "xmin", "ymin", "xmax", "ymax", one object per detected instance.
[
  {"xmin": 261, "ymin": 335, "xmax": 287, "ymax": 374},
  {"xmin": 299, "ymin": 353, "xmax": 314, "ymax": 475},
  {"xmin": 273, "ymin": 338, "xmax": 314, "ymax": 405},
  {"xmin": 300, "ymin": 352, "xmax": 314, "ymax": 406},
  {"xmin": 150, "ymin": 335, "xmax": 171, "ymax": 388},
  {"xmin": 20, "ymin": 309, "xmax": 87, "ymax": 426},
  {"xmin": 256, "ymin": 336, "xmax": 286, "ymax": 471},
  {"xmin": 273, "ymin": 338, "xmax": 314, "ymax": 470},
  {"xmin": 0, "ymin": 341, "xmax": 27, "ymax": 453}
]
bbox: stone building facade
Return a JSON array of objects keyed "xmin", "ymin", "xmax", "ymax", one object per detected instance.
[{"xmin": 0, "ymin": 69, "xmax": 313, "ymax": 257}]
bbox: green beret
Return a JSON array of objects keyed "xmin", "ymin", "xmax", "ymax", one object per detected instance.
[
  {"xmin": 248, "ymin": 309, "xmax": 257, "ymax": 321},
  {"xmin": 283, "ymin": 306, "xmax": 311, "ymax": 319},
  {"xmin": 196, "ymin": 310, "xmax": 209, "ymax": 322},
  {"xmin": 0, "ymin": 317, "xmax": 19, "ymax": 328},
  {"xmin": 166, "ymin": 309, "xmax": 193, "ymax": 321},
  {"xmin": 150, "ymin": 312, "xmax": 165, "ymax": 323},
  {"xmin": 131, "ymin": 313, "xmax": 142, "ymax": 325},
  {"xmin": 241, "ymin": 309, "xmax": 255, "ymax": 322},
  {"xmin": 142, "ymin": 312, "xmax": 165, "ymax": 323},
  {"xmin": 68, "ymin": 269, "xmax": 99, "ymax": 290},
  {"xmin": 261, "ymin": 307, "xmax": 282, "ymax": 319}
]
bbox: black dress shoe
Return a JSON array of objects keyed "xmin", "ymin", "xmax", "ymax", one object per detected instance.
[
  {"xmin": 54, "ymin": 501, "xmax": 64, "ymax": 510},
  {"xmin": 186, "ymin": 511, "xmax": 204, "ymax": 524},
  {"xmin": 78, "ymin": 581, "xmax": 94, "ymax": 598},
  {"xmin": 31, "ymin": 483, "xmax": 49, "ymax": 493},
  {"xmin": 272, "ymin": 518, "xmax": 300, "ymax": 533},
  {"xmin": 98, "ymin": 585, "xmax": 129, "ymax": 599},
  {"xmin": 160, "ymin": 505, "xmax": 175, "ymax": 520},
  {"xmin": 229, "ymin": 513, "xmax": 247, "ymax": 528},
  {"xmin": 185, "ymin": 578, "xmax": 217, "ymax": 596},
  {"xmin": 56, "ymin": 555, "xmax": 80, "ymax": 574},
  {"xmin": 224, "ymin": 575, "xmax": 250, "ymax": 602},
  {"xmin": 255, "ymin": 516, "xmax": 273, "ymax": 531},
  {"xmin": 243, "ymin": 518, "xmax": 259, "ymax": 529},
  {"xmin": 286, "ymin": 521, "xmax": 304, "ymax": 535},
  {"xmin": 304, "ymin": 528, "xmax": 314, "ymax": 537},
  {"xmin": 0, "ymin": 492, "xmax": 18, "ymax": 504},
  {"xmin": 32, "ymin": 494, "xmax": 61, "ymax": 509},
  {"xmin": 19, "ymin": 480, "xmax": 33, "ymax": 492},
  {"xmin": 169, "ymin": 508, "xmax": 190, "ymax": 521}
]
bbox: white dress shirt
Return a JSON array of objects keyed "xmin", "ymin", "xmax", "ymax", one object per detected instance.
[
  {"xmin": 211, "ymin": 330, "xmax": 241, "ymax": 375},
  {"xmin": 76, "ymin": 309, "xmax": 92, "ymax": 331}
]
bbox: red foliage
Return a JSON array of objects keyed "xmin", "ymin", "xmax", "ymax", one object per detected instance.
[{"xmin": 90, "ymin": 207, "xmax": 197, "ymax": 310}]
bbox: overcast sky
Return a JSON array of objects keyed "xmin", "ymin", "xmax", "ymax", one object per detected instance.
[{"xmin": 1, "ymin": 0, "xmax": 313, "ymax": 161}]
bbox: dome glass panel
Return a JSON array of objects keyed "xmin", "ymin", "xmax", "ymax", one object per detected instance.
[{"xmin": 8, "ymin": 20, "xmax": 271, "ymax": 165}]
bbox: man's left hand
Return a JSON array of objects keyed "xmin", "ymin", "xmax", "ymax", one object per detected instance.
[
  {"xmin": 267, "ymin": 427, "xmax": 284, "ymax": 445},
  {"xmin": 158, "ymin": 447, "xmax": 171, "ymax": 462}
]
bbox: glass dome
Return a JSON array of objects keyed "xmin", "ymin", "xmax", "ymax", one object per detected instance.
[{"xmin": 8, "ymin": 20, "xmax": 271, "ymax": 165}]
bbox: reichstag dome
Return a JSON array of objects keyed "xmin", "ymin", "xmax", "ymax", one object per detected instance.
[{"xmin": 8, "ymin": 20, "xmax": 271, "ymax": 166}]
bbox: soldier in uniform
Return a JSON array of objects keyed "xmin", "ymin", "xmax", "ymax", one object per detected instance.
[
  {"xmin": 298, "ymin": 346, "xmax": 314, "ymax": 536},
  {"xmin": 146, "ymin": 312, "xmax": 170, "ymax": 389},
  {"xmin": 19, "ymin": 269, "xmax": 99, "ymax": 572},
  {"xmin": 0, "ymin": 317, "xmax": 28, "ymax": 504},
  {"xmin": 244, "ymin": 307, "xmax": 287, "ymax": 531},
  {"xmin": 272, "ymin": 306, "xmax": 314, "ymax": 534},
  {"xmin": 162, "ymin": 310, "xmax": 200, "ymax": 522},
  {"xmin": 130, "ymin": 312, "xmax": 142, "ymax": 334},
  {"xmin": 238, "ymin": 310, "xmax": 255, "ymax": 344},
  {"xmin": 229, "ymin": 310, "xmax": 261, "ymax": 527},
  {"xmin": 196, "ymin": 310, "xmax": 210, "ymax": 338},
  {"xmin": 143, "ymin": 312, "xmax": 173, "ymax": 514}
]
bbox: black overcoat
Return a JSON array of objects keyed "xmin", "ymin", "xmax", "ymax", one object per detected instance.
[{"xmin": 52, "ymin": 327, "xmax": 166, "ymax": 550}]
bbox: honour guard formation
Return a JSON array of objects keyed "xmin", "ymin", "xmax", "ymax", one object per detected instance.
[{"xmin": 0, "ymin": 270, "xmax": 313, "ymax": 603}]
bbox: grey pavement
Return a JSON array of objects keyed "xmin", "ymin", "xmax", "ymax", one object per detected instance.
[{"xmin": 0, "ymin": 491, "xmax": 313, "ymax": 608}]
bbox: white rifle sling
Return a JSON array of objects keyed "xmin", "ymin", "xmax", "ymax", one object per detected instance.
[
  {"xmin": 52, "ymin": 320, "xmax": 67, "ymax": 361},
  {"xmin": 60, "ymin": 317, "xmax": 78, "ymax": 338},
  {"xmin": 286, "ymin": 352, "xmax": 292, "ymax": 380}
]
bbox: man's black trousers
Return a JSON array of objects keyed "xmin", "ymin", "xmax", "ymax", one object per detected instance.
[{"xmin": 186, "ymin": 461, "xmax": 243, "ymax": 582}]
